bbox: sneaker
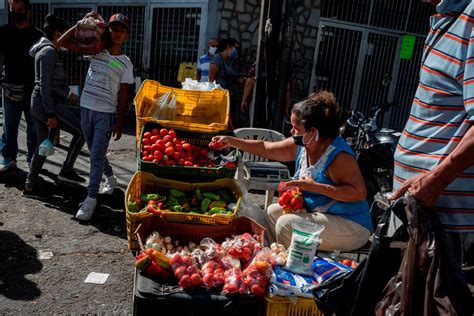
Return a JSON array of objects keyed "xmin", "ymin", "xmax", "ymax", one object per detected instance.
[
  {"xmin": 75, "ymin": 197, "xmax": 97, "ymax": 221},
  {"xmin": 22, "ymin": 186, "xmax": 48, "ymax": 200},
  {"xmin": 57, "ymin": 169, "xmax": 86, "ymax": 184},
  {"xmin": 100, "ymin": 175, "xmax": 117, "ymax": 195},
  {"xmin": 0, "ymin": 159, "xmax": 16, "ymax": 172}
]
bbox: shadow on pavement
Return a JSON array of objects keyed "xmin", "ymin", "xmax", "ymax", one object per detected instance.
[
  {"xmin": 0, "ymin": 168, "xmax": 127, "ymax": 240},
  {"xmin": 0, "ymin": 231, "xmax": 42, "ymax": 301}
]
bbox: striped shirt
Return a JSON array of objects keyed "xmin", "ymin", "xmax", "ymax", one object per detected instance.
[
  {"xmin": 80, "ymin": 50, "xmax": 134, "ymax": 113},
  {"xmin": 393, "ymin": 0, "xmax": 474, "ymax": 232},
  {"xmin": 197, "ymin": 54, "xmax": 211, "ymax": 82}
]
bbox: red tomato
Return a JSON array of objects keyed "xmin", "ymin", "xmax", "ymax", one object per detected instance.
[
  {"xmin": 167, "ymin": 159, "xmax": 176, "ymax": 166},
  {"xmin": 184, "ymin": 161, "xmax": 193, "ymax": 166},
  {"xmin": 177, "ymin": 159, "xmax": 185, "ymax": 166},
  {"xmin": 165, "ymin": 147, "xmax": 174, "ymax": 156},
  {"xmin": 163, "ymin": 135, "xmax": 173, "ymax": 142},
  {"xmin": 153, "ymin": 151, "xmax": 163, "ymax": 161},
  {"xmin": 342, "ymin": 259, "xmax": 352, "ymax": 267},
  {"xmin": 142, "ymin": 138, "xmax": 151, "ymax": 146},
  {"xmin": 164, "ymin": 141, "xmax": 173, "ymax": 148},
  {"xmin": 175, "ymin": 144, "xmax": 183, "ymax": 152},
  {"xmin": 143, "ymin": 132, "xmax": 152, "ymax": 139},
  {"xmin": 174, "ymin": 266, "xmax": 187, "ymax": 279},
  {"xmin": 179, "ymin": 274, "xmax": 192, "ymax": 288},
  {"xmin": 159, "ymin": 128, "xmax": 168, "ymax": 137},
  {"xmin": 250, "ymin": 283, "xmax": 266, "ymax": 296},
  {"xmin": 142, "ymin": 156, "xmax": 151, "ymax": 161},
  {"xmin": 143, "ymin": 145, "xmax": 152, "ymax": 152},
  {"xmin": 157, "ymin": 139, "xmax": 166, "ymax": 147},
  {"xmin": 152, "ymin": 128, "xmax": 159, "ymax": 135},
  {"xmin": 169, "ymin": 130, "xmax": 176, "ymax": 138},
  {"xmin": 182, "ymin": 143, "xmax": 191, "ymax": 151},
  {"xmin": 147, "ymin": 154, "xmax": 154, "ymax": 161},
  {"xmin": 172, "ymin": 152, "xmax": 182, "ymax": 160},
  {"xmin": 190, "ymin": 273, "xmax": 203, "ymax": 287},
  {"xmin": 200, "ymin": 149, "xmax": 208, "ymax": 157},
  {"xmin": 151, "ymin": 144, "xmax": 159, "ymax": 152},
  {"xmin": 142, "ymin": 151, "xmax": 149, "ymax": 157},
  {"xmin": 150, "ymin": 135, "xmax": 158, "ymax": 143}
]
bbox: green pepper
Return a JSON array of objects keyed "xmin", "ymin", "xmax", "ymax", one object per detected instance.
[
  {"xmin": 189, "ymin": 206, "xmax": 200, "ymax": 214},
  {"xmin": 168, "ymin": 195, "xmax": 180, "ymax": 206},
  {"xmin": 209, "ymin": 200, "xmax": 227, "ymax": 209},
  {"xmin": 169, "ymin": 189, "xmax": 186, "ymax": 199},
  {"xmin": 200, "ymin": 198, "xmax": 211, "ymax": 213},
  {"xmin": 208, "ymin": 207, "xmax": 227, "ymax": 215},
  {"xmin": 140, "ymin": 193, "xmax": 161, "ymax": 202},
  {"xmin": 171, "ymin": 205, "xmax": 184, "ymax": 212},
  {"xmin": 195, "ymin": 188, "xmax": 202, "ymax": 200},
  {"xmin": 215, "ymin": 189, "xmax": 234, "ymax": 204},
  {"xmin": 128, "ymin": 201, "xmax": 140, "ymax": 213},
  {"xmin": 202, "ymin": 192, "xmax": 221, "ymax": 201}
]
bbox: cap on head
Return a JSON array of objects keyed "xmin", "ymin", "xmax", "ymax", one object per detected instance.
[{"xmin": 108, "ymin": 13, "xmax": 130, "ymax": 32}]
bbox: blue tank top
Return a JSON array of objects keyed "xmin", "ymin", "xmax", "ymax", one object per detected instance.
[{"xmin": 294, "ymin": 136, "xmax": 372, "ymax": 232}]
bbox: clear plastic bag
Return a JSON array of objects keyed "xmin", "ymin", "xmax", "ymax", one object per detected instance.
[{"xmin": 39, "ymin": 129, "xmax": 55, "ymax": 157}]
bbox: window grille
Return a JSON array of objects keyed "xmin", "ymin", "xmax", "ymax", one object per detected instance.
[{"xmin": 149, "ymin": 7, "xmax": 202, "ymax": 87}]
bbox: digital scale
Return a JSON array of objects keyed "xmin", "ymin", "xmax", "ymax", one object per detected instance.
[{"xmin": 243, "ymin": 161, "xmax": 291, "ymax": 182}]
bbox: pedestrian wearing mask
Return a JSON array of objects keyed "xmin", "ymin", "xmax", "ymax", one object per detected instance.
[
  {"xmin": 196, "ymin": 38, "xmax": 219, "ymax": 82},
  {"xmin": 208, "ymin": 38, "xmax": 246, "ymax": 128},
  {"xmin": 0, "ymin": 0, "xmax": 43, "ymax": 171}
]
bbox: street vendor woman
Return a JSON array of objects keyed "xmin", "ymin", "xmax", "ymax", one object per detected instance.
[{"xmin": 213, "ymin": 91, "xmax": 372, "ymax": 251}]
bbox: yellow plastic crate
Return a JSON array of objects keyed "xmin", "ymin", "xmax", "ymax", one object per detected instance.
[
  {"xmin": 125, "ymin": 171, "xmax": 242, "ymax": 250},
  {"xmin": 134, "ymin": 80, "xmax": 230, "ymax": 146},
  {"xmin": 264, "ymin": 296, "xmax": 328, "ymax": 316},
  {"xmin": 177, "ymin": 62, "xmax": 197, "ymax": 82}
]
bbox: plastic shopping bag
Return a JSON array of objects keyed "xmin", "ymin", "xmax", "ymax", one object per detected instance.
[{"xmin": 39, "ymin": 129, "xmax": 55, "ymax": 157}]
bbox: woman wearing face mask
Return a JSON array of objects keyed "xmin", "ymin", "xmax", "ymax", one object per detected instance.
[
  {"xmin": 208, "ymin": 38, "xmax": 247, "ymax": 128},
  {"xmin": 212, "ymin": 91, "xmax": 372, "ymax": 251}
]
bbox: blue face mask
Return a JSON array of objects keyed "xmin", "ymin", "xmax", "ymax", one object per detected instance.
[{"xmin": 230, "ymin": 47, "xmax": 238, "ymax": 60}]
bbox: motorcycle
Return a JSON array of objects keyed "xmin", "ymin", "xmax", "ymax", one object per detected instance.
[{"xmin": 340, "ymin": 102, "xmax": 401, "ymax": 224}]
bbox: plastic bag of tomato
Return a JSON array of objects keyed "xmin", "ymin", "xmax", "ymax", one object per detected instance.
[{"xmin": 137, "ymin": 122, "xmax": 239, "ymax": 181}]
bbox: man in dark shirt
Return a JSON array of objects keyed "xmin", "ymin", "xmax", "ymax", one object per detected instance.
[{"xmin": 0, "ymin": 0, "xmax": 43, "ymax": 171}]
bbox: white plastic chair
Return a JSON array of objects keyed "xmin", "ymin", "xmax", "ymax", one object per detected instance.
[{"xmin": 234, "ymin": 128, "xmax": 291, "ymax": 209}]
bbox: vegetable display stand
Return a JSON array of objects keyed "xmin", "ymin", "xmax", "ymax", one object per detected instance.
[
  {"xmin": 137, "ymin": 121, "xmax": 238, "ymax": 181},
  {"xmin": 134, "ymin": 79, "xmax": 230, "ymax": 146},
  {"xmin": 125, "ymin": 171, "xmax": 245, "ymax": 250},
  {"xmin": 133, "ymin": 267, "xmax": 263, "ymax": 316},
  {"xmin": 264, "ymin": 296, "xmax": 329, "ymax": 316},
  {"xmin": 135, "ymin": 215, "xmax": 266, "ymax": 247}
]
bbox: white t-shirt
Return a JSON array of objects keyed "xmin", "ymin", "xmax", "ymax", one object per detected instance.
[{"xmin": 80, "ymin": 50, "xmax": 134, "ymax": 113}]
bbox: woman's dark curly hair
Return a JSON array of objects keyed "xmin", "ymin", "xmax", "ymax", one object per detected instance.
[{"xmin": 291, "ymin": 91, "xmax": 341, "ymax": 137}]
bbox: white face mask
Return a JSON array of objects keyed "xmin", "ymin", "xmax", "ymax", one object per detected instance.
[{"xmin": 208, "ymin": 46, "xmax": 217, "ymax": 55}]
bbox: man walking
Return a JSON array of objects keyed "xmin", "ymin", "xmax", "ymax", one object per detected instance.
[
  {"xmin": 0, "ymin": 0, "xmax": 43, "ymax": 171},
  {"xmin": 391, "ymin": 0, "xmax": 474, "ymax": 268}
]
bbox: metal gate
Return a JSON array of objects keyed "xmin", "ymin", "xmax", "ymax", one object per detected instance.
[
  {"xmin": 312, "ymin": 0, "xmax": 435, "ymax": 130},
  {"xmin": 147, "ymin": 4, "xmax": 207, "ymax": 87}
]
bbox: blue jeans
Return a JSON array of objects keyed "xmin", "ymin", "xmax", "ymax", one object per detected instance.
[
  {"xmin": 1, "ymin": 94, "xmax": 36, "ymax": 164},
  {"xmin": 80, "ymin": 107, "xmax": 116, "ymax": 199}
]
